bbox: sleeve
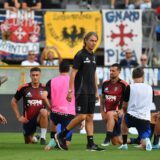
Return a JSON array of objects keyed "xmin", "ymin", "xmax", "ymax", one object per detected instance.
[
  {"xmin": 46, "ymin": 80, "xmax": 51, "ymax": 99},
  {"xmin": 72, "ymin": 53, "xmax": 83, "ymax": 70},
  {"xmin": 123, "ymin": 85, "xmax": 130, "ymax": 102},
  {"xmin": 152, "ymin": 87, "xmax": 155, "ymax": 102},
  {"xmin": 14, "ymin": 88, "xmax": 23, "ymax": 101}
]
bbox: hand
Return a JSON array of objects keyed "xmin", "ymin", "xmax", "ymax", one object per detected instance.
[
  {"xmin": 0, "ymin": 114, "xmax": 7, "ymax": 124},
  {"xmin": 66, "ymin": 92, "xmax": 72, "ymax": 102},
  {"xmin": 18, "ymin": 116, "xmax": 29, "ymax": 124},
  {"xmin": 95, "ymin": 92, "xmax": 99, "ymax": 103}
]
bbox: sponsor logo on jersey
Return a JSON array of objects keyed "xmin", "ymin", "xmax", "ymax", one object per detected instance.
[
  {"xmin": 27, "ymin": 100, "xmax": 42, "ymax": 106},
  {"xmin": 26, "ymin": 92, "xmax": 32, "ymax": 97},
  {"xmin": 105, "ymin": 95, "xmax": 116, "ymax": 101},
  {"xmin": 84, "ymin": 57, "xmax": 90, "ymax": 63}
]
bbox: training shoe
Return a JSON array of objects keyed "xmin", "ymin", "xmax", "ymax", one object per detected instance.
[
  {"xmin": 118, "ymin": 144, "xmax": 128, "ymax": 150},
  {"xmin": 145, "ymin": 138, "xmax": 152, "ymax": 151},
  {"xmin": 40, "ymin": 138, "xmax": 46, "ymax": 145},
  {"xmin": 152, "ymin": 144, "xmax": 160, "ymax": 149},
  {"xmin": 101, "ymin": 138, "xmax": 110, "ymax": 147},
  {"xmin": 86, "ymin": 144, "xmax": 105, "ymax": 151},
  {"xmin": 54, "ymin": 133, "xmax": 68, "ymax": 150}
]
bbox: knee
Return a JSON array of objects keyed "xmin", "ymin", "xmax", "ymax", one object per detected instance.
[
  {"xmin": 86, "ymin": 114, "xmax": 93, "ymax": 122},
  {"xmin": 40, "ymin": 109, "xmax": 48, "ymax": 117}
]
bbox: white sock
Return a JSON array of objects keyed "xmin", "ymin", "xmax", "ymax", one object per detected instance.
[{"xmin": 40, "ymin": 128, "xmax": 47, "ymax": 139}]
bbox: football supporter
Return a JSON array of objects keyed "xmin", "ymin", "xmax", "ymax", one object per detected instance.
[
  {"xmin": 22, "ymin": 0, "xmax": 41, "ymax": 11},
  {"xmin": 21, "ymin": 51, "xmax": 40, "ymax": 66},
  {"xmin": 11, "ymin": 67, "xmax": 49, "ymax": 145},
  {"xmin": 54, "ymin": 32, "xmax": 104, "ymax": 151},
  {"xmin": 119, "ymin": 67, "xmax": 153, "ymax": 151},
  {"xmin": 42, "ymin": 60, "xmax": 75, "ymax": 150},
  {"xmin": 100, "ymin": 63, "xmax": 128, "ymax": 146},
  {"xmin": 4, "ymin": 0, "xmax": 21, "ymax": 12},
  {"xmin": 40, "ymin": 46, "xmax": 62, "ymax": 66}
]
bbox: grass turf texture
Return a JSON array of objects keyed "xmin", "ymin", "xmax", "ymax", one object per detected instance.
[{"xmin": 0, "ymin": 133, "xmax": 159, "ymax": 160}]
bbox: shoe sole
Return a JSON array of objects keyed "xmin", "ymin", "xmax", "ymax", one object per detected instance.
[
  {"xmin": 101, "ymin": 143, "xmax": 110, "ymax": 147},
  {"xmin": 54, "ymin": 134, "xmax": 64, "ymax": 150}
]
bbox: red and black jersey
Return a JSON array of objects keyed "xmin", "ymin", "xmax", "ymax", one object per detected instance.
[
  {"xmin": 14, "ymin": 83, "xmax": 46, "ymax": 120},
  {"xmin": 102, "ymin": 79, "xmax": 128, "ymax": 112}
]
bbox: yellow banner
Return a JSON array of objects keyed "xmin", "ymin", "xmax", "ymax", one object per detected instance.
[{"xmin": 44, "ymin": 11, "xmax": 102, "ymax": 59}]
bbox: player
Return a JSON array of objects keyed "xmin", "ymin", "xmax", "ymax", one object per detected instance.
[
  {"xmin": 119, "ymin": 67, "xmax": 153, "ymax": 151},
  {"xmin": 42, "ymin": 61, "xmax": 75, "ymax": 150},
  {"xmin": 101, "ymin": 63, "xmax": 128, "ymax": 146},
  {"xmin": 11, "ymin": 67, "xmax": 49, "ymax": 144}
]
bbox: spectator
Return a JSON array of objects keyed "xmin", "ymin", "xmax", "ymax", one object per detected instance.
[
  {"xmin": 152, "ymin": 55, "xmax": 160, "ymax": 67},
  {"xmin": 81, "ymin": 0, "xmax": 92, "ymax": 9},
  {"xmin": 128, "ymin": 0, "xmax": 151, "ymax": 10},
  {"xmin": 4, "ymin": 0, "xmax": 20, "ymax": 12},
  {"xmin": 128, "ymin": 0, "xmax": 142, "ymax": 9},
  {"xmin": 21, "ymin": 51, "xmax": 40, "ymax": 66},
  {"xmin": 111, "ymin": 0, "xmax": 129, "ymax": 9},
  {"xmin": 22, "ymin": 0, "xmax": 42, "ymax": 11},
  {"xmin": 40, "ymin": 46, "xmax": 62, "ymax": 66},
  {"xmin": 0, "ymin": 55, "xmax": 8, "ymax": 66},
  {"xmin": 120, "ymin": 49, "xmax": 139, "ymax": 67},
  {"xmin": 139, "ymin": 54, "xmax": 148, "ymax": 67},
  {"xmin": 140, "ymin": 0, "xmax": 151, "ymax": 10}
]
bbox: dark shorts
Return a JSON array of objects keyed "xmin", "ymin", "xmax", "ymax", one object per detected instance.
[
  {"xmin": 23, "ymin": 115, "xmax": 39, "ymax": 136},
  {"xmin": 76, "ymin": 94, "xmax": 96, "ymax": 114},
  {"xmin": 113, "ymin": 117, "xmax": 121, "ymax": 136},
  {"xmin": 124, "ymin": 113, "xmax": 151, "ymax": 139},
  {"xmin": 50, "ymin": 111, "xmax": 75, "ymax": 141}
]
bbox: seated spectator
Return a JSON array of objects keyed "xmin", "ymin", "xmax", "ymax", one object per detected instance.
[
  {"xmin": 0, "ymin": 55, "xmax": 8, "ymax": 66},
  {"xmin": 40, "ymin": 46, "xmax": 62, "ymax": 66},
  {"xmin": 81, "ymin": 0, "xmax": 92, "ymax": 9},
  {"xmin": 22, "ymin": 0, "xmax": 42, "ymax": 11},
  {"xmin": 120, "ymin": 49, "xmax": 139, "ymax": 67},
  {"xmin": 4, "ymin": 0, "xmax": 21, "ymax": 12},
  {"xmin": 152, "ymin": 55, "xmax": 160, "ymax": 67},
  {"xmin": 139, "ymin": 54, "xmax": 148, "ymax": 67},
  {"xmin": 111, "ymin": 0, "xmax": 129, "ymax": 9},
  {"xmin": 140, "ymin": 0, "xmax": 151, "ymax": 10},
  {"xmin": 128, "ymin": 0, "xmax": 151, "ymax": 10},
  {"xmin": 128, "ymin": 0, "xmax": 142, "ymax": 9},
  {"xmin": 21, "ymin": 51, "xmax": 40, "ymax": 66}
]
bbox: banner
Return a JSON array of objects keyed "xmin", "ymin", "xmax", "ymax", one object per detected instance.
[
  {"xmin": 103, "ymin": 10, "xmax": 142, "ymax": 65},
  {"xmin": 44, "ymin": 11, "xmax": 102, "ymax": 59},
  {"xmin": 0, "ymin": 10, "xmax": 41, "ymax": 62}
]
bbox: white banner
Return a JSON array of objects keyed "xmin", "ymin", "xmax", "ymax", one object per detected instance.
[
  {"xmin": 103, "ymin": 10, "xmax": 142, "ymax": 65},
  {"xmin": 0, "ymin": 40, "xmax": 39, "ymax": 55}
]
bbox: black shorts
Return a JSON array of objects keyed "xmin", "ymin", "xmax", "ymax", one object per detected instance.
[
  {"xmin": 50, "ymin": 111, "xmax": 75, "ymax": 141},
  {"xmin": 75, "ymin": 94, "xmax": 95, "ymax": 114},
  {"xmin": 23, "ymin": 115, "xmax": 39, "ymax": 136}
]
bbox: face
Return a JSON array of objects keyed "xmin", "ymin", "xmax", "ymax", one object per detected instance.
[
  {"xmin": 125, "ymin": 51, "xmax": 132, "ymax": 59},
  {"xmin": 110, "ymin": 66, "xmax": 120, "ymax": 79},
  {"xmin": 47, "ymin": 51, "xmax": 54, "ymax": 60},
  {"xmin": 85, "ymin": 35, "xmax": 98, "ymax": 51},
  {"xmin": 28, "ymin": 52, "xmax": 36, "ymax": 60},
  {"xmin": 30, "ymin": 71, "xmax": 41, "ymax": 84},
  {"xmin": 140, "ymin": 56, "xmax": 147, "ymax": 65}
]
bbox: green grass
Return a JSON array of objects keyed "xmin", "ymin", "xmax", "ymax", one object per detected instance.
[{"xmin": 0, "ymin": 133, "xmax": 159, "ymax": 160}]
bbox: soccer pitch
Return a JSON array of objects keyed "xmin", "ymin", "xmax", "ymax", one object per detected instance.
[{"xmin": 0, "ymin": 133, "xmax": 159, "ymax": 160}]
